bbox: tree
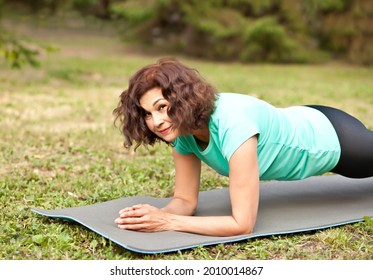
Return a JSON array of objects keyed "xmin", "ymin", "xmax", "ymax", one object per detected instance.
[{"xmin": 111, "ymin": 0, "xmax": 372, "ymax": 64}]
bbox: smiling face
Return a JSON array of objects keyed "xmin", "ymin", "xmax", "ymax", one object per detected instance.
[{"xmin": 140, "ymin": 87, "xmax": 180, "ymax": 143}]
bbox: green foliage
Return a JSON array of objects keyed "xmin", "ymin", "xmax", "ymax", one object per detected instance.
[
  {"xmin": 2, "ymin": 0, "xmax": 372, "ymax": 64},
  {"xmin": 73, "ymin": 0, "xmax": 98, "ymax": 12},
  {"xmin": 306, "ymin": 0, "xmax": 347, "ymax": 13},
  {"xmin": 0, "ymin": 29, "xmax": 59, "ymax": 68},
  {"xmin": 303, "ymin": 0, "xmax": 373, "ymax": 64},
  {"xmin": 2, "ymin": 0, "xmax": 107, "ymax": 17},
  {"xmin": 179, "ymin": 5, "xmax": 245, "ymax": 59},
  {"xmin": 241, "ymin": 16, "xmax": 304, "ymax": 62},
  {"xmin": 110, "ymin": 0, "xmax": 157, "ymax": 23},
  {"xmin": 110, "ymin": 0, "xmax": 320, "ymax": 62},
  {"xmin": 0, "ymin": 0, "xmax": 60, "ymax": 68},
  {"xmin": 0, "ymin": 31, "xmax": 40, "ymax": 68},
  {"xmin": 108, "ymin": 0, "xmax": 371, "ymax": 64},
  {"xmin": 187, "ymin": 7, "xmax": 244, "ymax": 38}
]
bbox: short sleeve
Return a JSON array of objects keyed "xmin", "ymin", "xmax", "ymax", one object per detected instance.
[
  {"xmin": 173, "ymin": 136, "xmax": 194, "ymax": 155},
  {"xmin": 209, "ymin": 94, "xmax": 262, "ymax": 163},
  {"xmin": 219, "ymin": 120, "xmax": 259, "ymax": 162}
]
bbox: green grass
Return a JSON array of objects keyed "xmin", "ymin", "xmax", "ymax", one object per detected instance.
[{"xmin": 1, "ymin": 20, "xmax": 373, "ymax": 260}]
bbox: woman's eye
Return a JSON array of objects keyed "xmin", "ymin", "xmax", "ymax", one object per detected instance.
[
  {"xmin": 144, "ymin": 112, "xmax": 151, "ymax": 119},
  {"xmin": 159, "ymin": 104, "xmax": 167, "ymax": 110}
]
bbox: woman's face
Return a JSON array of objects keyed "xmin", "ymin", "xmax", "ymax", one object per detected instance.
[{"xmin": 140, "ymin": 87, "xmax": 180, "ymax": 142}]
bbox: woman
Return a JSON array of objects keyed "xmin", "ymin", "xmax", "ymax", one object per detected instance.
[{"xmin": 113, "ymin": 58, "xmax": 373, "ymax": 236}]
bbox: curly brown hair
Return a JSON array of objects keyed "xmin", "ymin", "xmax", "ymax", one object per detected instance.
[{"xmin": 113, "ymin": 58, "xmax": 217, "ymax": 150}]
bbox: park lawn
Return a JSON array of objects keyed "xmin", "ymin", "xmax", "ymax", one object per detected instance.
[{"xmin": 1, "ymin": 21, "xmax": 373, "ymax": 260}]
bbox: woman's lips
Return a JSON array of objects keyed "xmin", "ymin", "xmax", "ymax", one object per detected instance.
[{"xmin": 159, "ymin": 127, "xmax": 171, "ymax": 135}]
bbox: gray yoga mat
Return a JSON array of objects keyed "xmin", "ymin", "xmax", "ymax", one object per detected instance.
[{"xmin": 32, "ymin": 175, "xmax": 373, "ymax": 254}]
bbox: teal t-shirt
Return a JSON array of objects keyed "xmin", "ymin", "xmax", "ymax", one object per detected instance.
[{"xmin": 173, "ymin": 93, "xmax": 341, "ymax": 180}]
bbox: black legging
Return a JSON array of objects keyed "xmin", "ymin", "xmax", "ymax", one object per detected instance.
[{"xmin": 307, "ymin": 105, "xmax": 373, "ymax": 178}]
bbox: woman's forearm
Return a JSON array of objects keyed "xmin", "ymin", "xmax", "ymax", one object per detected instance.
[
  {"xmin": 168, "ymin": 214, "xmax": 254, "ymax": 236},
  {"xmin": 162, "ymin": 198, "xmax": 254, "ymax": 236},
  {"xmin": 116, "ymin": 201, "xmax": 255, "ymax": 236}
]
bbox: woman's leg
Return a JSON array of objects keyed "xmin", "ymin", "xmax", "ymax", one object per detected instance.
[{"xmin": 307, "ymin": 105, "xmax": 373, "ymax": 178}]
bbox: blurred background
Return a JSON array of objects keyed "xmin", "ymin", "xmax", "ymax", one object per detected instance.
[{"xmin": 1, "ymin": 0, "xmax": 372, "ymax": 67}]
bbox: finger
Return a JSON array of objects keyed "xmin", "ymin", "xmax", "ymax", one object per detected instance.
[
  {"xmin": 116, "ymin": 215, "xmax": 152, "ymax": 228},
  {"xmin": 117, "ymin": 223, "xmax": 149, "ymax": 231},
  {"xmin": 119, "ymin": 207, "xmax": 141, "ymax": 216},
  {"xmin": 118, "ymin": 203, "xmax": 151, "ymax": 215},
  {"xmin": 132, "ymin": 204, "xmax": 152, "ymax": 209},
  {"xmin": 115, "ymin": 216, "xmax": 143, "ymax": 225},
  {"xmin": 118, "ymin": 210, "xmax": 140, "ymax": 219},
  {"xmin": 121, "ymin": 206, "xmax": 154, "ymax": 218},
  {"xmin": 116, "ymin": 216, "xmax": 157, "ymax": 232},
  {"xmin": 119, "ymin": 205, "xmax": 138, "ymax": 214},
  {"xmin": 117, "ymin": 220, "xmax": 166, "ymax": 232}
]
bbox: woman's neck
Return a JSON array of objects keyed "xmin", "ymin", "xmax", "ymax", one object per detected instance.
[{"xmin": 192, "ymin": 127, "xmax": 210, "ymax": 150}]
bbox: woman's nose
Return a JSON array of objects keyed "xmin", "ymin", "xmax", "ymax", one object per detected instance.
[{"xmin": 153, "ymin": 113, "xmax": 164, "ymax": 127}]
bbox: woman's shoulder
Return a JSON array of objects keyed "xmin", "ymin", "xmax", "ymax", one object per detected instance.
[{"xmin": 209, "ymin": 93, "xmax": 268, "ymax": 129}]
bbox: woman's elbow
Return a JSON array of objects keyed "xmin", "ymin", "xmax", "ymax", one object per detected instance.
[
  {"xmin": 233, "ymin": 223, "xmax": 254, "ymax": 235},
  {"xmin": 240, "ymin": 226, "xmax": 254, "ymax": 235},
  {"xmin": 183, "ymin": 200, "xmax": 197, "ymax": 216}
]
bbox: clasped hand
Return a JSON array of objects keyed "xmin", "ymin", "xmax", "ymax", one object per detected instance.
[{"xmin": 115, "ymin": 204, "xmax": 172, "ymax": 232}]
